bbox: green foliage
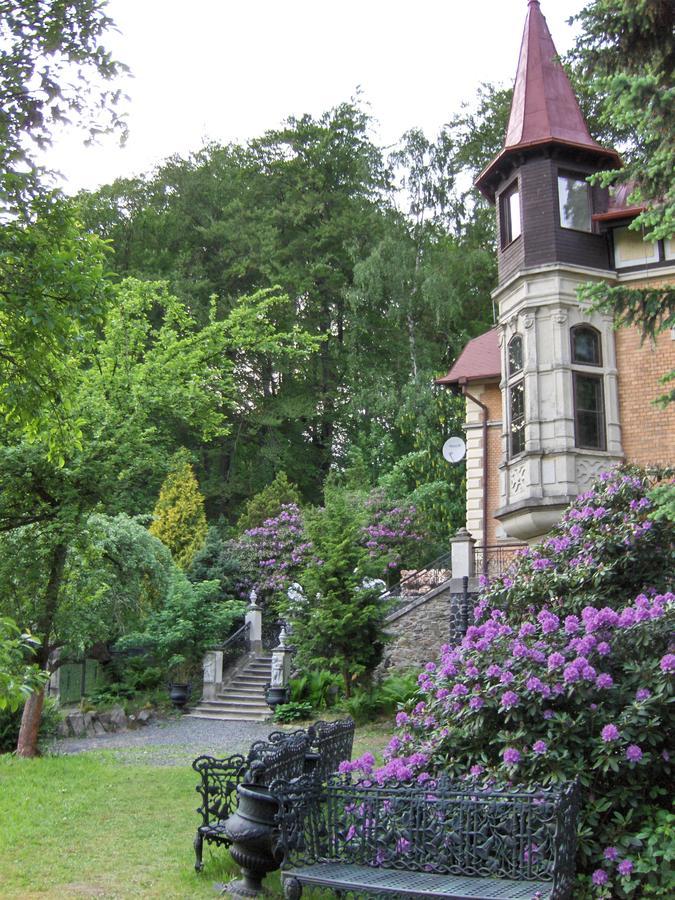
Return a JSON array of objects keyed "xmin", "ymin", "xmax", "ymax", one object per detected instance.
[
  {"xmin": 342, "ymin": 672, "xmax": 419, "ymax": 725},
  {"xmin": 149, "ymin": 457, "xmax": 208, "ymax": 570},
  {"xmin": 187, "ymin": 529, "xmax": 253, "ymax": 602},
  {"xmin": 117, "ymin": 571, "xmax": 245, "ymax": 679},
  {"xmin": 0, "ymin": 617, "xmax": 46, "ymax": 712},
  {"xmin": 272, "ymin": 701, "xmax": 313, "ymax": 723},
  {"xmin": 630, "ymin": 809, "xmax": 675, "ymax": 897},
  {"xmin": 289, "ymin": 670, "xmax": 344, "ymax": 709},
  {"xmin": 235, "ymin": 472, "xmax": 301, "ymax": 534},
  {"xmin": 0, "ymin": 0, "xmax": 127, "ymax": 216},
  {"xmin": 292, "ymin": 485, "xmax": 388, "ymax": 694}
]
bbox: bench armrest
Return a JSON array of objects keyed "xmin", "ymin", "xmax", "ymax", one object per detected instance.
[{"xmin": 192, "ymin": 753, "xmax": 247, "ymax": 826}]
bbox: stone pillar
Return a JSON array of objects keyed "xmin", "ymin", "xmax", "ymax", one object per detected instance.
[
  {"xmin": 245, "ymin": 591, "xmax": 263, "ymax": 652},
  {"xmin": 265, "ymin": 625, "xmax": 293, "ymax": 709},
  {"xmin": 450, "ymin": 528, "xmax": 476, "ymax": 579},
  {"xmin": 201, "ymin": 649, "xmax": 223, "ymax": 700}
]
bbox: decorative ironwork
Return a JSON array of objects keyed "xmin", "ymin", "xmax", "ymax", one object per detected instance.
[
  {"xmin": 272, "ymin": 775, "xmax": 580, "ymax": 899},
  {"xmin": 380, "ymin": 551, "xmax": 452, "ymax": 618},
  {"xmin": 262, "ymin": 618, "xmax": 282, "ymax": 650},
  {"xmin": 474, "ymin": 544, "xmax": 527, "ymax": 580},
  {"xmin": 192, "ymin": 752, "xmax": 248, "ymax": 871},
  {"xmin": 211, "ymin": 620, "xmax": 250, "ymax": 670}
]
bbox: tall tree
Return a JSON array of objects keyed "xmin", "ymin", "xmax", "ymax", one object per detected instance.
[{"xmin": 571, "ymin": 0, "xmax": 674, "ymax": 381}]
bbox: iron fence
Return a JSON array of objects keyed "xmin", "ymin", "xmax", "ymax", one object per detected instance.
[{"xmin": 474, "ymin": 543, "xmax": 527, "ymax": 580}]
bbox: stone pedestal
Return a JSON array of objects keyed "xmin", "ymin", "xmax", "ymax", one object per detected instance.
[
  {"xmin": 202, "ymin": 649, "xmax": 223, "ymax": 700},
  {"xmin": 265, "ymin": 625, "xmax": 293, "ymax": 710},
  {"xmin": 450, "ymin": 528, "xmax": 476, "ymax": 579},
  {"xmin": 245, "ymin": 593, "xmax": 263, "ymax": 652}
]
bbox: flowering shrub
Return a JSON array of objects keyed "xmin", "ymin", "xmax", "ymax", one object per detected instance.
[
  {"xmin": 242, "ymin": 503, "xmax": 313, "ymax": 598},
  {"xmin": 346, "ymin": 468, "xmax": 674, "ymax": 898},
  {"xmin": 361, "ymin": 491, "xmax": 426, "ymax": 579}
]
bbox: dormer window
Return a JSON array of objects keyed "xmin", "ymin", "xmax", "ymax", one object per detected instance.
[
  {"xmin": 501, "ymin": 182, "xmax": 521, "ymax": 246},
  {"xmin": 558, "ymin": 174, "xmax": 592, "ymax": 232},
  {"xmin": 507, "ymin": 335, "xmax": 525, "ymax": 457}
]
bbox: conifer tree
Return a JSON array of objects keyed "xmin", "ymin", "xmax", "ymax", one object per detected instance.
[
  {"xmin": 235, "ymin": 472, "xmax": 301, "ymax": 534},
  {"xmin": 149, "ymin": 456, "xmax": 208, "ymax": 570}
]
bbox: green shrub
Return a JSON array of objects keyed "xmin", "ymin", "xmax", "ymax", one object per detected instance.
[
  {"xmin": 273, "ymin": 701, "xmax": 313, "ymax": 723},
  {"xmin": 290, "ymin": 670, "xmax": 344, "ymax": 708},
  {"xmin": 343, "ymin": 672, "xmax": 419, "ymax": 724}
]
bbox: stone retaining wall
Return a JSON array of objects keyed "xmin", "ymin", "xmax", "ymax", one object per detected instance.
[{"xmin": 379, "ymin": 577, "xmax": 479, "ymax": 673}]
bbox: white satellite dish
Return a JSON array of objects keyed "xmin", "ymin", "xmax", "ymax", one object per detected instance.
[{"xmin": 442, "ymin": 436, "xmax": 466, "ymax": 463}]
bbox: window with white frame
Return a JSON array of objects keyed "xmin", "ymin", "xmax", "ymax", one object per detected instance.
[
  {"xmin": 507, "ymin": 334, "xmax": 525, "ymax": 457},
  {"xmin": 571, "ymin": 325, "xmax": 606, "ymax": 450}
]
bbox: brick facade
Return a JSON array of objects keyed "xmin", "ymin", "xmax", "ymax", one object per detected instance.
[{"xmin": 616, "ymin": 326, "xmax": 675, "ymax": 466}]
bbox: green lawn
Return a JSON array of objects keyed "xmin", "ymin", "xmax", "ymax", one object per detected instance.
[{"xmin": 0, "ymin": 722, "xmax": 392, "ymax": 899}]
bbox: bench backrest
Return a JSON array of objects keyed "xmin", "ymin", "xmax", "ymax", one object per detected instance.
[
  {"xmin": 273, "ymin": 774, "xmax": 579, "ymax": 889},
  {"xmin": 267, "ymin": 718, "xmax": 355, "ymax": 781},
  {"xmin": 246, "ymin": 733, "xmax": 310, "ymax": 786},
  {"xmin": 193, "ymin": 753, "xmax": 248, "ymax": 824}
]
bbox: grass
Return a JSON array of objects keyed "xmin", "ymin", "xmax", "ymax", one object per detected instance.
[{"xmin": 0, "ymin": 720, "xmax": 394, "ymax": 899}]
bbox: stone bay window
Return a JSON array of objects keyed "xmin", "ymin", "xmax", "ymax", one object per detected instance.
[{"xmin": 507, "ymin": 335, "xmax": 525, "ymax": 457}]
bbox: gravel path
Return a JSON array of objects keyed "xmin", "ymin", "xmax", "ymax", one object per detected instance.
[{"xmin": 48, "ymin": 715, "xmax": 274, "ymax": 765}]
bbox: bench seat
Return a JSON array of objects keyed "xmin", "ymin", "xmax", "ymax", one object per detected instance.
[{"xmin": 282, "ymin": 863, "xmax": 554, "ymax": 899}]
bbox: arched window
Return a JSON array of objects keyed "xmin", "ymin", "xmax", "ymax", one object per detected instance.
[
  {"xmin": 507, "ymin": 335, "xmax": 525, "ymax": 457},
  {"xmin": 571, "ymin": 325, "xmax": 602, "ymax": 366},
  {"xmin": 571, "ymin": 325, "xmax": 605, "ymax": 449}
]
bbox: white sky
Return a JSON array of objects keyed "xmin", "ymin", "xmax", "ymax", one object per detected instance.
[{"xmin": 45, "ymin": 0, "xmax": 587, "ymax": 194}]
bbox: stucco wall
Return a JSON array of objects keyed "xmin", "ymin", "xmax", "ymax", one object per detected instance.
[{"xmin": 465, "ymin": 381, "xmax": 503, "ymax": 547}]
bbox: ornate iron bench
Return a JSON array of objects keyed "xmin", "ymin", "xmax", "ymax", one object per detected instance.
[
  {"xmin": 272, "ymin": 774, "xmax": 581, "ymax": 899},
  {"xmin": 192, "ymin": 718, "xmax": 355, "ymax": 876}
]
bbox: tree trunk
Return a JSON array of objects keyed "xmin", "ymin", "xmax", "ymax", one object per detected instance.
[
  {"xmin": 16, "ymin": 540, "xmax": 67, "ymax": 757},
  {"xmin": 16, "ymin": 687, "xmax": 46, "ymax": 758}
]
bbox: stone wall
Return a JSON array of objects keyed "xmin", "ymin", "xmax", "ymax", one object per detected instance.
[{"xmin": 379, "ymin": 578, "xmax": 478, "ymax": 673}]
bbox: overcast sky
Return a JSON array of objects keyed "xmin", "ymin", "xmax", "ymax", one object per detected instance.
[{"xmin": 46, "ymin": 0, "xmax": 587, "ymax": 194}]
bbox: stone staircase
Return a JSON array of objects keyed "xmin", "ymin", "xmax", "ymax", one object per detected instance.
[{"xmin": 187, "ymin": 654, "xmax": 272, "ymax": 722}]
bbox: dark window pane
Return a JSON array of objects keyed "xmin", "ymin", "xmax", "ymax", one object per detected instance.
[
  {"xmin": 572, "ymin": 327, "xmax": 601, "ymax": 365},
  {"xmin": 510, "ymin": 381, "xmax": 525, "ymax": 456},
  {"xmin": 508, "ymin": 335, "xmax": 523, "ymax": 375},
  {"xmin": 558, "ymin": 175, "xmax": 591, "ymax": 232},
  {"xmin": 574, "ymin": 374, "xmax": 605, "ymax": 449}
]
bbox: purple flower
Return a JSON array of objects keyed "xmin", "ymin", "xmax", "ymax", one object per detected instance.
[
  {"xmin": 533, "ymin": 558, "xmax": 551, "ymax": 571},
  {"xmin": 601, "ymin": 724, "xmax": 620, "ymax": 742},
  {"xmin": 603, "ymin": 847, "xmax": 618, "ymax": 861},
  {"xmin": 592, "ymin": 869, "xmax": 608, "ymax": 886},
  {"xmin": 564, "ymin": 615, "xmax": 580, "ymax": 634},
  {"xmin": 532, "ymin": 740, "xmax": 547, "ymax": 755},
  {"xmin": 469, "ymin": 696, "xmax": 484, "ymax": 710},
  {"xmin": 425, "ymin": 662, "xmax": 436, "ymax": 673},
  {"xmin": 543, "ymin": 709, "xmax": 555, "ymax": 720},
  {"xmin": 563, "ymin": 665, "xmax": 580, "ymax": 684},
  {"xmin": 626, "ymin": 744, "xmax": 643, "ymax": 762},
  {"xmin": 596, "ymin": 642, "xmax": 611, "ymax": 656},
  {"xmin": 636, "ymin": 688, "xmax": 651, "ymax": 701},
  {"xmin": 660, "ymin": 654, "xmax": 675, "ymax": 673},
  {"xmin": 502, "ymin": 747, "xmax": 521, "ymax": 766},
  {"xmin": 396, "ymin": 711, "xmax": 409, "ymax": 727},
  {"xmin": 451, "ymin": 683, "xmax": 469, "ymax": 697},
  {"xmin": 469, "ymin": 764, "xmax": 484, "ymax": 776},
  {"xmin": 547, "ymin": 652, "xmax": 565, "ymax": 671},
  {"xmin": 617, "ymin": 859, "xmax": 633, "ymax": 877},
  {"xmin": 596, "ymin": 673, "xmax": 613, "ymax": 689},
  {"xmin": 501, "ymin": 691, "xmax": 519, "ymax": 708},
  {"xmin": 538, "ymin": 610, "xmax": 560, "ymax": 633}
]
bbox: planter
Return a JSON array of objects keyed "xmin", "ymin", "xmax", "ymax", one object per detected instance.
[
  {"xmin": 264, "ymin": 684, "xmax": 290, "ymax": 710},
  {"xmin": 224, "ymin": 783, "xmax": 282, "ymax": 896},
  {"xmin": 168, "ymin": 681, "xmax": 191, "ymax": 710}
]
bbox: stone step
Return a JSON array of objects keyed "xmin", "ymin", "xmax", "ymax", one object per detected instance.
[
  {"xmin": 187, "ymin": 710, "xmax": 270, "ymax": 722},
  {"xmin": 229, "ymin": 678, "xmax": 269, "ymax": 688},
  {"xmin": 219, "ymin": 691, "xmax": 269, "ymax": 703},
  {"xmin": 198, "ymin": 698, "xmax": 269, "ymax": 710}
]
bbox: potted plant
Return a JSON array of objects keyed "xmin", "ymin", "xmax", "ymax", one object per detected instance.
[{"xmin": 167, "ymin": 655, "xmax": 192, "ymax": 710}]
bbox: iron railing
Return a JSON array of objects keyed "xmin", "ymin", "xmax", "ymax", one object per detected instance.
[
  {"xmin": 380, "ymin": 551, "xmax": 452, "ymax": 617},
  {"xmin": 474, "ymin": 543, "xmax": 527, "ymax": 580},
  {"xmin": 211, "ymin": 620, "xmax": 250, "ymax": 669}
]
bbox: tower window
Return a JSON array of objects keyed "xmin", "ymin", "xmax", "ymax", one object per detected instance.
[
  {"xmin": 573, "ymin": 373, "xmax": 606, "ymax": 450},
  {"xmin": 507, "ymin": 334, "xmax": 525, "ymax": 457},
  {"xmin": 558, "ymin": 174, "xmax": 591, "ymax": 232},
  {"xmin": 571, "ymin": 325, "xmax": 602, "ymax": 366},
  {"xmin": 501, "ymin": 182, "xmax": 521, "ymax": 246}
]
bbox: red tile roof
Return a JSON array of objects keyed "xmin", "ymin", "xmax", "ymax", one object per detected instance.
[
  {"xmin": 476, "ymin": 0, "xmax": 620, "ymax": 200},
  {"xmin": 436, "ymin": 328, "xmax": 501, "ymax": 385}
]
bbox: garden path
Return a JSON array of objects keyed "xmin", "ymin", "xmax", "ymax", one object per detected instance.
[{"xmin": 49, "ymin": 714, "xmax": 272, "ymax": 765}]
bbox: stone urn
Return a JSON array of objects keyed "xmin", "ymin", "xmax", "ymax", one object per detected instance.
[
  {"xmin": 224, "ymin": 783, "xmax": 282, "ymax": 897},
  {"xmin": 168, "ymin": 682, "xmax": 191, "ymax": 710}
]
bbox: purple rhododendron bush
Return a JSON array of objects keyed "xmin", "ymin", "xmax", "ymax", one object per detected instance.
[{"xmin": 344, "ymin": 468, "xmax": 674, "ymax": 898}]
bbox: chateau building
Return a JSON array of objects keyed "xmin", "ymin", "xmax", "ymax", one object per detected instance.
[{"xmin": 438, "ymin": 0, "xmax": 675, "ymax": 547}]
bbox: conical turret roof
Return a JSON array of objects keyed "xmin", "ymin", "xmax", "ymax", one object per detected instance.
[{"xmin": 476, "ymin": 0, "xmax": 619, "ymax": 201}]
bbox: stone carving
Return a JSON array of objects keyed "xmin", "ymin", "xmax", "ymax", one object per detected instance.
[
  {"xmin": 553, "ymin": 312, "xmax": 568, "ymax": 325},
  {"xmin": 523, "ymin": 314, "xmax": 535, "ymax": 330},
  {"xmin": 576, "ymin": 457, "xmax": 613, "ymax": 489},
  {"xmin": 509, "ymin": 464, "xmax": 527, "ymax": 497}
]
